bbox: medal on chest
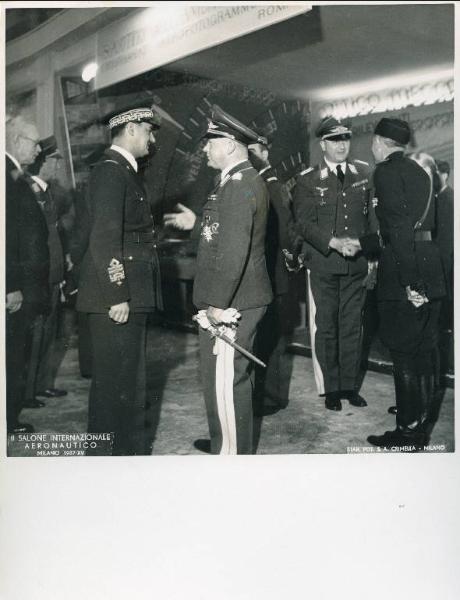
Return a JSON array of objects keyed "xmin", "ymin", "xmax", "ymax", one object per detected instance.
[
  {"xmin": 315, "ymin": 186, "xmax": 328, "ymax": 206},
  {"xmin": 201, "ymin": 214, "xmax": 219, "ymax": 242}
]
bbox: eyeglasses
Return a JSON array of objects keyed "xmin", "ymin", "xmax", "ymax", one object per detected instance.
[{"xmin": 20, "ymin": 135, "xmax": 41, "ymax": 146}]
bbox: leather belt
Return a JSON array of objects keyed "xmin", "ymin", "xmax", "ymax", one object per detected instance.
[
  {"xmin": 413, "ymin": 230, "xmax": 432, "ymax": 242},
  {"xmin": 123, "ymin": 231, "xmax": 155, "ymax": 243},
  {"xmin": 382, "ymin": 230, "xmax": 432, "ymax": 245}
]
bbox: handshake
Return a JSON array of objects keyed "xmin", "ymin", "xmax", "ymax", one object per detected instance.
[{"xmin": 329, "ymin": 236, "xmax": 361, "ymax": 257}]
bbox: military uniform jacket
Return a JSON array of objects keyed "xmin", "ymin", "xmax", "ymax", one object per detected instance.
[
  {"xmin": 260, "ymin": 166, "xmax": 295, "ymax": 296},
  {"xmin": 360, "ymin": 152, "xmax": 446, "ymax": 301},
  {"xmin": 26, "ymin": 176, "xmax": 65, "ymax": 286},
  {"xmin": 76, "ymin": 148, "xmax": 161, "ymax": 313},
  {"xmin": 293, "ymin": 158, "xmax": 377, "ymax": 274},
  {"xmin": 6, "ymin": 156, "xmax": 50, "ymax": 308},
  {"xmin": 193, "ymin": 160, "xmax": 273, "ymax": 310}
]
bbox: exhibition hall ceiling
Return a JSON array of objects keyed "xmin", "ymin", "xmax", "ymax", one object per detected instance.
[
  {"xmin": 168, "ymin": 4, "xmax": 454, "ymax": 98},
  {"xmin": 5, "ymin": 4, "xmax": 454, "ymax": 99}
]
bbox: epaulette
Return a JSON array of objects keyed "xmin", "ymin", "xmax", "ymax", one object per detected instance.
[
  {"xmin": 91, "ymin": 158, "xmax": 119, "ymax": 170},
  {"xmin": 353, "ymin": 159, "xmax": 369, "ymax": 166},
  {"xmin": 299, "ymin": 166, "xmax": 315, "ymax": 177}
]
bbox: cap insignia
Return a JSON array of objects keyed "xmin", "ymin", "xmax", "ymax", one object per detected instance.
[{"xmin": 109, "ymin": 108, "xmax": 154, "ymax": 129}]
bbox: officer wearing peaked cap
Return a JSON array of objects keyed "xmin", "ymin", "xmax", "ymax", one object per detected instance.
[
  {"xmin": 192, "ymin": 105, "xmax": 273, "ymax": 454},
  {"xmin": 293, "ymin": 116, "xmax": 379, "ymax": 412},
  {"xmin": 24, "ymin": 135, "xmax": 67, "ymax": 407},
  {"xmin": 76, "ymin": 105, "xmax": 162, "ymax": 455}
]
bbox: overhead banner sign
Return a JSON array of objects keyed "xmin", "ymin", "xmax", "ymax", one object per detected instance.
[
  {"xmin": 315, "ymin": 77, "xmax": 454, "ymax": 120},
  {"xmin": 95, "ymin": 4, "xmax": 311, "ymax": 90}
]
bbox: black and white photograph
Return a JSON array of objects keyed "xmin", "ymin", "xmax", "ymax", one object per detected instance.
[
  {"xmin": 3, "ymin": 1, "xmax": 455, "ymax": 457},
  {"xmin": 1, "ymin": 2, "xmax": 459, "ymax": 599}
]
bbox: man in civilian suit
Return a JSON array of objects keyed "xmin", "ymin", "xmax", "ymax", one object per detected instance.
[{"xmin": 5, "ymin": 115, "xmax": 49, "ymax": 434}]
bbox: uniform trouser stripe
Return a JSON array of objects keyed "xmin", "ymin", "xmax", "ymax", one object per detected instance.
[
  {"xmin": 199, "ymin": 306, "xmax": 265, "ymax": 455},
  {"xmin": 215, "ymin": 341, "xmax": 237, "ymax": 455},
  {"xmin": 307, "ymin": 269, "xmax": 325, "ymax": 395}
]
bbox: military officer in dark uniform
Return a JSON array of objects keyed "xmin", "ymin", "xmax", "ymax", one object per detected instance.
[
  {"xmin": 293, "ymin": 116, "xmax": 378, "ymax": 412},
  {"xmin": 248, "ymin": 139, "xmax": 298, "ymax": 415},
  {"xmin": 193, "ymin": 105, "xmax": 273, "ymax": 454},
  {"xmin": 24, "ymin": 136, "xmax": 67, "ymax": 407},
  {"xmin": 356, "ymin": 118, "xmax": 446, "ymax": 450},
  {"xmin": 76, "ymin": 106, "xmax": 161, "ymax": 456}
]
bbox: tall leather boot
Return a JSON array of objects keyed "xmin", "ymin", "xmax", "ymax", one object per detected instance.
[
  {"xmin": 394, "ymin": 368, "xmax": 426, "ymax": 449},
  {"xmin": 418, "ymin": 373, "xmax": 436, "ymax": 446},
  {"xmin": 368, "ymin": 367, "xmax": 425, "ymax": 451},
  {"xmin": 386, "ymin": 364, "xmax": 408, "ymax": 417}
]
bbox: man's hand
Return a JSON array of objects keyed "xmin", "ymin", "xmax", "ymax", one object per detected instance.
[
  {"xmin": 406, "ymin": 286, "xmax": 429, "ymax": 308},
  {"xmin": 342, "ymin": 238, "xmax": 361, "ymax": 257},
  {"xmin": 6, "ymin": 290, "xmax": 23, "ymax": 313},
  {"xmin": 109, "ymin": 301, "xmax": 130, "ymax": 324},
  {"xmin": 163, "ymin": 203, "xmax": 196, "ymax": 231},
  {"xmin": 65, "ymin": 253, "xmax": 74, "ymax": 272},
  {"xmin": 329, "ymin": 237, "xmax": 361, "ymax": 257},
  {"xmin": 206, "ymin": 306, "xmax": 226, "ymax": 325},
  {"xmin": 282, "ymin": 249, "xmax": 305, "ymax": 272}
]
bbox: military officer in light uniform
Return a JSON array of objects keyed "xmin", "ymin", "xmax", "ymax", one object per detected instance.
[
  {"xmin": 192, "ymin": 105, "xmax": 273, "ymax": 454},
  {"xmin": 293, "ymin": 116, "xmax": 378, "ymax": 412},
  {"xmin": 77, "ymin": 106, "xmax": 162, "ymax": 455}
]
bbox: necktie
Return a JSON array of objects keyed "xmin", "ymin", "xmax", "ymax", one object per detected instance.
[{"xmin": 336, "ymin": 164, "xmax": 345, "ymax": 185}]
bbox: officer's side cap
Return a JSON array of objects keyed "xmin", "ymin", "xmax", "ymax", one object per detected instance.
[
  {"xmin": 316, "ymin": 116, "xmax": 352, "ymax": 141},
  {"xmin": 203, "ymin": 104, "xmax": 268, "ymax": 146},
  {"xmin": 39, "ymin": 135, "xmax": 63, "ymax": 159},
  {"xmin": 105, "ymin": 106, "xmax": 161, "ymax": 130},
  {"xmin": 374, "ymin": 118, "xmax": 411, "ymax": 145}
]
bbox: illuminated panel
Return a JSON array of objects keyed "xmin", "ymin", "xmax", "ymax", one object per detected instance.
[{"xmin": 313, "ymin": 71, "xmax": 454, "ymax": 119}]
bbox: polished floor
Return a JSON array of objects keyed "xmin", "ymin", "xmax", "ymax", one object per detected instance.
[{"xmin": 10, "ymin": 324, "xmax": 455, "ymax": 456}]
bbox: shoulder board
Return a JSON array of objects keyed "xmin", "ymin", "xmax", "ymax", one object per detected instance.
[
  {"xmin": 299, "ymin": 166, "xmax": 314, "ymax": 177},
  {"xmin": 353, "ymin": 159, "xmax": 369, "ymax": 166},
  {"xmin": 231, "ymin": 167, "xmax": 252, "ymax": 181},
  {"xmin": 91, "ymin": 158, "xmax": 119, "ymax": 170}
]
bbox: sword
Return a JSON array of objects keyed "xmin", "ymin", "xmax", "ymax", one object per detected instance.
[{"xmin": 193, "ymin": 315, "xmax": 266, "ymax": 368}]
